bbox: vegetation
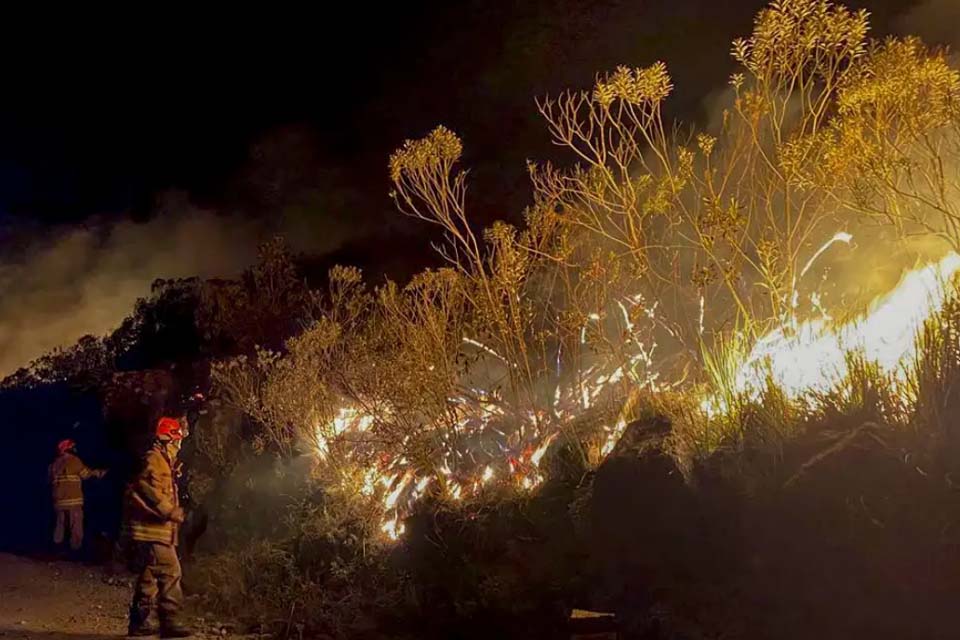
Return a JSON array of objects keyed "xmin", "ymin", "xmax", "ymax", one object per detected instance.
[{"xmin": 4, "ymin": 1, "xmax": 960, "ymax": 637}]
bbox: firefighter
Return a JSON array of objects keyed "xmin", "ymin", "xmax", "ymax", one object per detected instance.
[
  {"xmin": 123, "ymin": 416, "xmax": 192, "ymax": 638},
  {"xmin": 49, "ymin": 438, "xmax": 106, "ymax": 551}
]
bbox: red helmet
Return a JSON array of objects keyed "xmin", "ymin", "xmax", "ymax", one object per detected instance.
[
  {"xmin": 57, "ymin": 439, "xmax": 76, "ymax": 454},
  {"xmin": 156, "ymin": 417, "xmax": 185, "ymax": 442}
]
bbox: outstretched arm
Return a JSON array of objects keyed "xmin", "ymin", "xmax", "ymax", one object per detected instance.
[{"xmin": 77, "ymin": 460, "xmax": 95, "ymax": 480}]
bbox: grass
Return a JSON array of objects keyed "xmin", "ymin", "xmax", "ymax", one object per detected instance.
[
  {"xmin": 910, "ymin": 290, "xmax": 960, "ymax": 444},
  {"xmin": 189, "ymin": 279, "xmax": 960, "ymax": 636},
  {"xmin": 662, "ymin": 278, "xmax": 960, "ymax": 486}
]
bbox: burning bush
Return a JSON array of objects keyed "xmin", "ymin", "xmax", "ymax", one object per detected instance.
[{"xmin": 188, "ymin": 0, "xmax": 960, "ymax": 635}]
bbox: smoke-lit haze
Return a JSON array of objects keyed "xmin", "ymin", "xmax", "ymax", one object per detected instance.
[
  {"xmin": 897, "ymin": 0, "xmax": 960, "ymax": 49},
  {"xmin": 0, "ymin": 203, "xmax": 362, "ymax": 378},
  {"xmin": 0, "ymin": 0, "xmax": 949, "ymax": 379},
  {"xmin": 0, "ymin": 203, "xmax": 253, "ymax": 377},
  {"xmin": 0, "ymin": 122, "xmax": 369, "ymax": 378}
]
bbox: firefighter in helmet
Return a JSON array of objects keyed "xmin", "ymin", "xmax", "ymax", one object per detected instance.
[
  {"xmin": 49, "ymin": 438, "xmax": 107, "ymax": 551},
  {"xmin": 123, "ymin": 416, "xmax": 192, "ymax": 638}
]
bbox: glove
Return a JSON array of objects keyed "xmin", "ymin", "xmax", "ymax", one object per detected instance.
[
  {"xmin": 170, "ymin": 507, "xmax": 186, "ymax": 524},
  {"xmin": 95, "ymin": 469, "xmax": 108, "ymax": 479}
]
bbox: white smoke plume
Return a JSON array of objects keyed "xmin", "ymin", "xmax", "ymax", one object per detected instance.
[
  {"xmin": 0, "ymin": 122, "xmax": 366, "ymax": 379},
  {"xmin": 0, "ymin": 200, "xmax": 263, "ymax": 377}
]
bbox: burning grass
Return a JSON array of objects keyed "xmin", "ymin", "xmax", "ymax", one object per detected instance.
[
  {"xmin": 209, "ymin": 0, "xmax": 956, "ymax": 571},
  {"xmin": 193, "ymin": 266, "xmax": 960, "ymax": 635},
  {"xmin": 219, "ymin": 250, "xmax": 960, "ymax": 548},
  {"xmin": 196, "ymin": 1, "xmax": 960, "ymax": 634}
]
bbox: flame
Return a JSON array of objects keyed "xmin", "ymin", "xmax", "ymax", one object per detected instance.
[
  {"xmin": 385, "ymin": 472, "xmax": 413, "ymax": 510},
  {"xmin": 382, "ymin": 517, "xmax": 405, "ymax": 541},
  {"xmin": 380, "ymin": 472, "xmax": 398, "ymax": 489},
  {"xmin": 311, "ymin": 287, "xmax": 664, "ymax": 541},
  {"xmin": 530, "ymin": 432, "xmax": 558, "ymax": 467},
  {"xmin": 463, "ymin": 336, "xmax": 510, "ymax": 364},
  {"xmin": 361, "ymin": 468, "xmax": 378, "ymax": 497},
  {"xmin": 706, "ymin": 251, "xmax": 960, "ymax": 413},
  {"xmin": 449, "ymin": 482, "xmax": 463, "ymax": 500},
  {"xmin": 600, "ymin": 417, "xmax": 628, "ymax": 457},
  {"xmin": 481, "ymin": 465, "xmax": 495, "ymax": 484},
  {"xmin": 305, "ymin": 239, "xmax": 960, "ymax": 543},
  {"xmin": 800, "ymin": 231, "xmax": 853, "ymax": 279}
]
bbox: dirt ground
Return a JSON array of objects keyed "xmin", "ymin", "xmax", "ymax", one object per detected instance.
[
  {"xmin": 0, "ymin": 552, "xmax": 130, "ymax": 639},
  {"xmin": 0, "ymin": 553, "xmax": 244, "ymax": 640}
]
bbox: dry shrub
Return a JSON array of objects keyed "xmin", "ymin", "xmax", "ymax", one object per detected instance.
[
  {"xmin": 195, "ymin": 1, "xmax": 960, "ymax": 634},
  {"xmin": 187, "ymin": 458, "xmax": 402, "ymax": 636},
  {"xmin": 910, "ymin": 282, "xmax": 960, "ymax": 462}
]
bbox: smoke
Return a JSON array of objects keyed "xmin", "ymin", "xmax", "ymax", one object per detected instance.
[
  {"xmin": 897, "ymin": 0, "xmax": 960, "ymax": 51},
  {"xmin": 0, "ymin": 201, "xmax": 354, "ymax": 378},
  {"xmin": 0, "ymin": 122, "xmax": 372, "ymax": 379},
  {"xmin": 694, "ymin": 1, "xmax": 960, "ymax": 301},
  {"xmin": 0, "ymin": 200, "xmax": 253, "ymax": 377}
]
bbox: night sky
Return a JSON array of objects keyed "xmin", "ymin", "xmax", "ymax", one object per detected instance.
[
  {"xmin": 0, "ymin": 0, "xmax": 951, "ymax": 375},
  {"xmin": 0, "ymin": 1, "xmax": 932, "ymax": 226}
]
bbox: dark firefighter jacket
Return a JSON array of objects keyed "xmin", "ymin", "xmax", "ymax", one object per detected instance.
[
  {"xmin": 49, "ymin": 452, "xmax": 99, "ymax": 509},
  {"xmin": 122, "ymin": 445, "xmax": 180, "ymax": 546}
]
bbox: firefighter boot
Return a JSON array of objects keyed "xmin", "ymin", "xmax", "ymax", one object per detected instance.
[{"xmin": 127, "ymin": 606, "xmax": 157, "ymax": 637}]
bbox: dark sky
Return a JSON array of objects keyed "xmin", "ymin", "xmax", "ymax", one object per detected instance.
[
  {"xmin": 0, "ymin": 0, "xmax": 952, "ymax": 376},
  {"xmin": 0, "ymin": 0, "xmax": 929, "ymax": 229}
]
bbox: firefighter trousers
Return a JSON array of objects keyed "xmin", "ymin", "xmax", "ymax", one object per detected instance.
[
  {"xmin": 53, "ymin": 507, "xmax": 83, "ymax": 550},
  {"xmin": 129, "ymin": 542, "xmax": 184, "ymax": 626}
]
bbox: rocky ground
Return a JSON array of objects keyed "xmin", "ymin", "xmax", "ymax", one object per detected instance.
[
  {"xmin": 0, "ymin": 552, "xmax": 129, "ymax": 639},
  {"xmin": 0, "ymin": 553, "xmax": 241, "ymax": 640}
]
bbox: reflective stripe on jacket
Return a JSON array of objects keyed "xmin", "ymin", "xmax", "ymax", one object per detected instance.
[
  {"xmin": 122, "ymin": 446, "xmax": 180, "ymax": 546},
  {"xmin": 49, "ymin": 453, "xmax": 95, "ymax": 508}
]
